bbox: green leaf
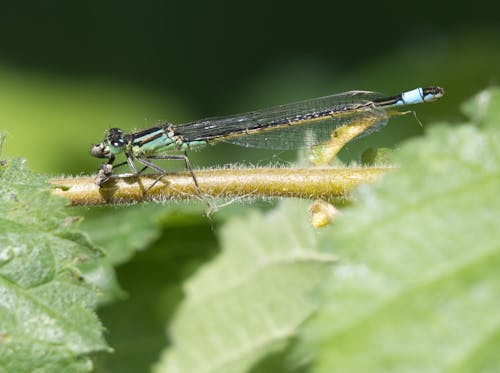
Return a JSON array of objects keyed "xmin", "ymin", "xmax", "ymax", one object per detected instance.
[
  {"xmin": 296, "ymin": 111, "xmax": 500, "ymax": 370},
  {"xmin": 153, "ymin": 201, "xmax": 336, "ymax": 373},
  {"xmin": 79, "ymin": 206, "xmax": 164, "ymax": 266},
  {"xmin": 78, "ymin": 204, "xmax": 206, "ymax": 304},
  {"xmin": 0, "ymin": 140, "xmax": 109, "ymax": 372},
  {"xmin": 461, "ymin": 87, "xmax": 500, "ymax": 129},
  {"xmin": 94, "ymin": 218, "xmax": 218, "ymax": 373}
]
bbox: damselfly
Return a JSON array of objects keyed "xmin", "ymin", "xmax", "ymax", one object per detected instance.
[{"xmin": 91, "ymin": 86, "xmax": 444, "ymax": 188}]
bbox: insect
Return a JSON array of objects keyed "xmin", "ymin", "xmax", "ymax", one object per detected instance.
[{"xmin": 91, "ymin": 86, "xmax": 444, "ymax": 189}]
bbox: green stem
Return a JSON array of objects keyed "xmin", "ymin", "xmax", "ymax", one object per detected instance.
[{"xmin": 50, "ymin": 166, "xmax": 391, "ymax": 206}]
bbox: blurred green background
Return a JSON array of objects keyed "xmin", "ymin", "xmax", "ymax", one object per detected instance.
[{"xmin": 1, "ymin": 1, "xmax": 499, "ymax": 175}]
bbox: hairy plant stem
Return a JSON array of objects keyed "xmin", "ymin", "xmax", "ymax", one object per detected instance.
[{"xmin": 50, "ymin": 166, "xmax": 390, "ymax": 206}]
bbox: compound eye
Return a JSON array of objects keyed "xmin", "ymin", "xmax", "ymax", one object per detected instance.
[
  {"xmin": 112, "ymin": 138, "xmax": 125, "ymax": 147},
  {"xmin": 108, "ymin": 128, "xmax": 125, "ymax": 148}
]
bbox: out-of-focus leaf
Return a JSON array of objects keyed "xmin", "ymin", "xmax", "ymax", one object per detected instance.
[
  {"xmin": 153, "ymin": 201, "xmax": 337, "ymax": 373},
  {"xmin": 461, "ymin": 87, "xmax": 500, "ymax": 129},
  {"xmin": 295, "ymin": 89, "xmax": 500, "ymax": 372},
  {"xmin": 78, "ymin": 204, "xmax": 206, "ymax": 304},
  {"xmin": 94, "ymin": 217, "xmax": 219, "ymax": 373}
]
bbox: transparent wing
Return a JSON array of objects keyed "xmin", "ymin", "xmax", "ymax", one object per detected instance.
[
  {"xmin": 223, "ymin": 107, "xmax": 388, "ymax": 149},
  {"xmin": 174, "ymin": 90, "xmax": 389, "ymax": 150}
]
